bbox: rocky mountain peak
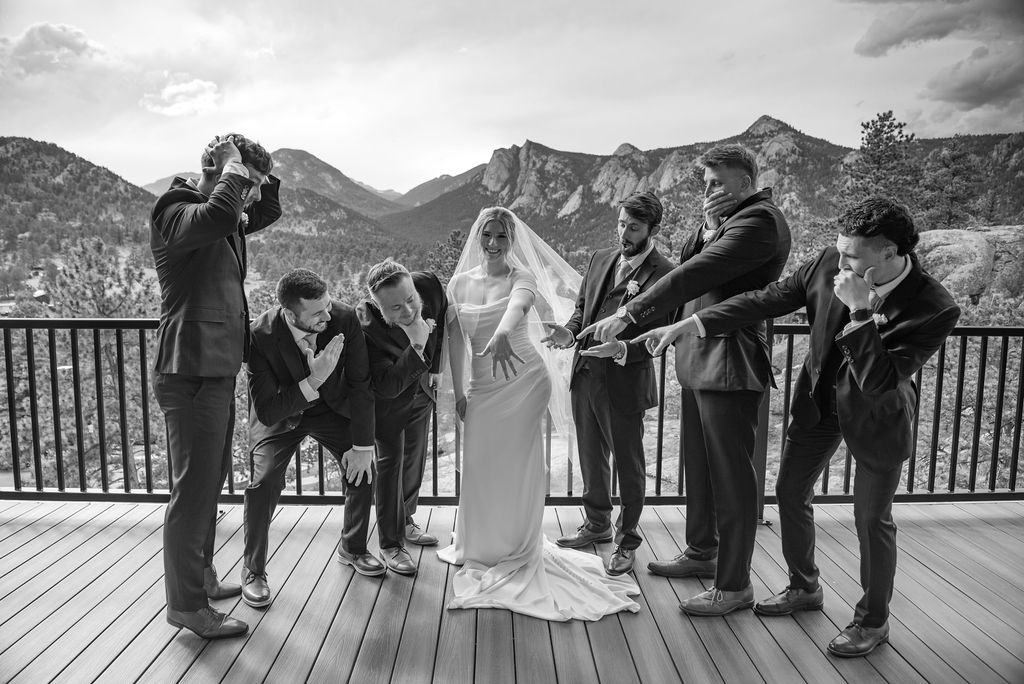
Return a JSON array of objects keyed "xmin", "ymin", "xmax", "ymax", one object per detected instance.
[
  {"xmin": 745, "ymin": 115, "xmax": 792, "ymax": 138},
  {"xmin": 613, "ymin": 143, "xmax": 641, "ymax": 157}
]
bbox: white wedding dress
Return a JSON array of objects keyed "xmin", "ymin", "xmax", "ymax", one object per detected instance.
[{"xmin": 437, "ymin": 277, "xmax": 640, "ymax": 621}]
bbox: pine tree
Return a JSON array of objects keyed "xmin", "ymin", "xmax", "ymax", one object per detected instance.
[
  {"xmin": 841, "ymin": 111, "xmax": 921, "ymax": 212},
  {"xmin": 918, "ymin": 136, "xmax": 982, "ymax": 230}
]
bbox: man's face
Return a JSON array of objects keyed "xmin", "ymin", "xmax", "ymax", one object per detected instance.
[
  {"xmin": 243, "ymin": 165, "xmax": 270, "ymax": 208},
  {"xmin": 703, "ymin": 165, "xmax": 749, "ymax": 204},
  {"xmin": 616, "ymin": 207, "xmax": 658, "ymax": 258},
  {"xmin": 373, "ymin": 276, "xmax": 422, "ymax": 326},
  {"xmin": 286, "ymin": 292, "xmax": 332, "ymax": 334},
  {"xmin": 836, "ymin": 234, "xmax": 892, "ymax": 278}
]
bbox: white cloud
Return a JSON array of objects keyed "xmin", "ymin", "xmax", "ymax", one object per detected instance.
[{"xmin": 140, "ymin": 75, "xmax": 220, "ymax": 117}]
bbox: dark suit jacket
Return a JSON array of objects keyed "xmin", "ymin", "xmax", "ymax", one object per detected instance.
[
  {"xmin": 565, "ymin": 246, "xmax": 675, "ymax": 413},
  {"xmin": 626, "ymin": 188, "xmax": 791, "ymax": 392},
  {"xmin": 246, "ymin": 302, "xmax": 375, "ymax": 448},
  {"xmin": 697, "ymin": 248, "xmax": 960, "ymax": 466},
  {"xmin": 151, "ymin": 173, "xmax": 282, "ymax": 377},
  {"xmin": 356, "ymin": 272, "xmax": 447, "ymax": 433}
]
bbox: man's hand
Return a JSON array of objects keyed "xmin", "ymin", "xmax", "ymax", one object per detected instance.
[
  {"xmin": 834, "ymin": 266, "xmax": 874, "ymax": 311},
  {"xmin": 428, "ymin": 372, "xmax": 443, "ymax": 391},
  {"xmin": 540, "ymin": 323, "xmax": 574, "ymax": 349},
  {"xmin": 202, "ymin": 135, "xmax": 242, "ymax": 175},
  {"xmin": 632, "ymin": 319, "xmax": 695, "ymax": 357},
  {"xmin": 477, "ymin": 330, "xmax": 524, "ymax": 380},
  {"xmin": 341, "ymin": 448, "xmax": 373, "ymax": 486},
  {"xmin": 306, "ymin": 334, "xmax": 345, "ymax": 388},
  {"xmin": 578, "ymin": 315, "xmax": 627, "ymax": 344},
  {"xmin": 703, "ymin": 190, "xmax": 737, "ymax": 231},
  {"xmin": 580, "ymin": 340, "xmax": 623, "ymax": 359},
  {"xmin": 405, "ymin": 316, "xmax": 430, "ymax": 351}
]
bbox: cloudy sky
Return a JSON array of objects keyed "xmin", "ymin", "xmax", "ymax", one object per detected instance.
[{"xmin": 1, "ymin": 0, "xmax": 1021, "ymax": 193}]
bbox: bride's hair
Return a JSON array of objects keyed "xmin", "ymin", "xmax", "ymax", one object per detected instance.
[{"xmin": 469, "ymin": 207, "xmax": 517, "ymax": 254}]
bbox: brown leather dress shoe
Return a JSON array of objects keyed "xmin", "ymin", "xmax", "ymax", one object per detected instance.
[
  {"xmin": 556, "ymin": 524, "xmax": 613, "ymax": 549},
  {"xmin": 754, "ymin": 586, "xmax": 824, "ymax": 616},
  {"xmin": 241, "ymin": 570, "xmax": 272, "ymax": 608},
  {"xmin": 405, "ymin": 522, "xmax": 439, "ymax": 546},
  {"xmin": 203, "ymin": 565, "xmax": 242, "ymax": 600},
  {"xmin": 827, "ymin": 622, "xmax": 889, "ymax": 657},
  {"xmin": 381, "ymin": 547, "xmax": 417, "ymax": 576},
  {"xmin": 679, "ymin": 585, "xmax": 754, "ymax": 616},
  {"xmin": 647, "ymin": 553, "xmax": 717, "ymax": 578},
  {"xmin": 336, "ymin": 548, "xmax": 386, "ymax": 577},
  {"xmin": 167, "ymin": 606, "xmax": 248, "ymax": 639},
  {"xmin": 606, "ymin": 546, "xmax": 635, "ymax": 576}
]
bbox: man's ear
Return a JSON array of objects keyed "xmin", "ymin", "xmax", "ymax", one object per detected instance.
[{"xmin": 649, "ymin": 223, "xmax": 661, "ymax": 237}]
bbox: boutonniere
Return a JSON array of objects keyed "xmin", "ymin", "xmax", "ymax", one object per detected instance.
[
  {"xmin": 239, "ymin": 212, "xmax": 249, "ymax": 229},
  {"xmin": 625, "ymin": 280, "xmax": 640, "ymax": 297},
  {"xmin": 424, "ymin": 318, "xmax": 437, "ymax": 333},
  {"xmin": 872, "ymin": 313, "xmax": 888, "ymax": 327}
]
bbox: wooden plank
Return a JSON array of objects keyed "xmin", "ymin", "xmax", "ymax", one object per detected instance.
[
  {"xmin": 475, "ymin": 609, "xmax": 516, "ymax": 684},
  {"xmin": 907, "ymin": 504, "xmax": 1022, "ymax": 581},
  {"xmin": 0, "ymin": 499, "xmax": 36, "ymax": 518},
  {"xmin": 0, "ymin": 501, "xmax": 86, "ymax": 547},
  {"xmin": 48, "ymin": 505, "xmax": 245, "ymax": 684},
  {"xmin": 0, "ymin": 501, "xmax": 105, "ymax": 577},
  {"xmin": 392, "ymin": 506, "xmax": 456, "ymax": 684},
  {"xmin": 137, "ymin": 504, "xmax": 310, "ymax": 684},
  {"xmin": 90, "ymin": 505, "xmax": 256, "ymax": 684},
  {"xmin": 261, "ymin": 511, "xmax": 379, "ymax": 683},
  {"xmin": 0, "ymin": 500, "xmax": 49, "ymax": 535},
  {"xmin": 431, "ymin": 505, "xmax": 476, "ymax": 684},
  {"xmin": 546, "ymin": 507, "xmax": 600, "ymax": 684},
  {"xmin": 0, "ymin": 503, "xmax": 147, "ymax": 626},
  {"xmin": 179, "ymin": 506, "xmax": 333, "ymax": 684},
  {"xmin": 816, "ymin": 504, "xmax": 1022, "ymax": 683},
  {"xmin": 9, "ymin": 518, "xmax": 164, "ymax": 683}
]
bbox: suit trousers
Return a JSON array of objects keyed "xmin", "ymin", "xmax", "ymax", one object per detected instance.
[
  {"xmin": 155, "ymin": 373, "xmax": 235, "ymax": 612},
  {"xmin": 376, "ymin": 389, "xmax": 433, "ymax": 549},
  {"xmin": 243, "ymin": 413, "xmax": 373, "ymax": 573},
  {"xmin": 571, "ymin": 363, "xmax": 647, "ymax": 550},
  {"xmin": 778, "ymin": 405, "xmax": 903, "ymax": 628},
  {"xmin": 680, "ymin": 388, "xmax": 763, "ymax": 591}
]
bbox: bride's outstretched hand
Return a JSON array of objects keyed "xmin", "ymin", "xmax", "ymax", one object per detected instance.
[{"xmin": 477, "ymin": 330, "xmax": 524, "ymax": 380}]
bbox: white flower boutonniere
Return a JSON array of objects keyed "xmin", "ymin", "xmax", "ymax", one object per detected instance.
[
  {"xmin": 424, "ymin": 318, "xmax": 437, "ymax": 333},
  {"xmin": 872, "ymin": 313, "xmax": 888, "ymax": 327},
  {"xmin": 625, "ymin": 280, "xmax": 640, "ymax": 297},
  {"xmin": 239, "ymin": 212, "xmax": 249, "ymax": 229}
]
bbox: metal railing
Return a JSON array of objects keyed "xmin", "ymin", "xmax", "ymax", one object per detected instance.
[{"xmin": 1, "ymin": 318, "xmax": 1022, "ymax": 505}]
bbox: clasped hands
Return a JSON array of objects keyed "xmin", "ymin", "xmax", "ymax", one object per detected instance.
[{"xmin": 202, "ymin": 134, "xmax": 242, "ymax": 175}]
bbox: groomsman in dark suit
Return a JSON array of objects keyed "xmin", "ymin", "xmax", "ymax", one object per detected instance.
[
  {"xmin": 356, "ymin": 260, "xmax": 447, "ymax": 576},
  {"xmin": 636, "ymin": 198, "xmax": 960, "ymax": 656},
  {"xmin": 584, "ymin": 145, "xmax": 791, "ymax": 615},
  {"xmin": 242, "ymin": 269, "xmax": 379, "ymax": 608},
  {"xmin": 544, "ymin": 191, "xmax": 674, "ymax": 576},
  {"xmin": 151, "ymin": 133, "xmax": 281, "ymax": 638}
]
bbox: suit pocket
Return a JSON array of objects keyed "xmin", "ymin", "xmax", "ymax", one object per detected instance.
[{"xmin": 184, "ymin": 306, "xmax": 226, "ymax": 322}]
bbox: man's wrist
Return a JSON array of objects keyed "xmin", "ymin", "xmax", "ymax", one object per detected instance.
[
  {"xmin": 222, "ymin": 161, "xmax": 249, "ymax": 178},
  {"xmin": 350, "ymin": 444, "xmax": 375, "ymax": 453}
]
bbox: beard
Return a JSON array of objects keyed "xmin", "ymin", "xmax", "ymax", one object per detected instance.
[{"xmin": 620, "ymin": 234, "xmax": 650, "ymax": 258}]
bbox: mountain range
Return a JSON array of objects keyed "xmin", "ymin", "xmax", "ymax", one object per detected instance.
[{"xmin": 3, "ymin": 115, "xmax": 1022, "ymax": 292}]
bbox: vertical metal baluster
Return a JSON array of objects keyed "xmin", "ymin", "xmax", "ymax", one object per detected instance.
[
  {"xmin": 433, "ymin": 403, "xmax": 440, "ymax": 497},
  {"xmin": 138, "ymin": 330, "xmax": 153, "ymax": 492},
  {"xmin": 989, "ymin": 336, "xmax": 1009, "ymax": 492},
  {"xmin": 968, "ymin": 336, "xmax": 989, "ymax": 492},
  {"xmin": 94, "ymin": 329, "xmax": 109, "ymax": 492},
  {"xmin": 25, "ymin": 329, "xmax": 43, "ymax": 490},
  {"xmin": 928, "ymin": 341, "xmax": 947, "ymax": 492},
  {"xmin": 1009, "ymin": 337, "xmax": 1024, "ymax": 492},
  {"xmin": 655, "ymin": 352, "xmax": 666, "ymax": 497},
  {"xmin": 781, "ymin": 333, "xmax": 795, "ymax": 455},
  {"xmin": 48, "ymin": 329, "xmax": 65, "ymax": 491},
  {"xmin": 544, "ymin": 411, "xmax": 552, "ymax": 497},
  {"xmin": 908, "ymin": 368, "xmax": 923, "ymax": 493},
  {"xmin": 71, "ymin": 330, "xmax": 86, "ymax": 491},
  {"xmin": 318, "ymin": 443, "xmax": 326, "ymax": 496},
  {"xmin": 116, "ymin": 330, "xmax": 131, "ymax": 492},
  {"xmin": 3, "ymin": 329, "xmax": 21, "ymax": 490},
  {"xmin": 948, "ymin": 336, "xmax": 968, "ymax": 492},
  {"xmin": 294, "ymin": 443, "xmax": 303, "ymax": 495}
]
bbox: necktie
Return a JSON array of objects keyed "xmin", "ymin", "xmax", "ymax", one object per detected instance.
[
  {"xmin": 616, "ymin": 259, "xmax": 632, "ymax": 286},
  {"xmin": 868, "ymin": 290, "xmax": 882, "ymax": 311},
  {"xmin": 300, "ymin": 332, "xmax": 318, "ymax": 353}
]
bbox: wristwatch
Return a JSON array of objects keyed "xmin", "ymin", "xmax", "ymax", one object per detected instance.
[
  {"xmin": 615, "ymin": 306, "xmax": 632, "ymax": 323},
  {"xmin": 612, "ymin": 342, "xmax": 626, "ymax": 361},
  {"xmin": 850, "ymin": 308, "xmax": 872, "ymax": 322}
]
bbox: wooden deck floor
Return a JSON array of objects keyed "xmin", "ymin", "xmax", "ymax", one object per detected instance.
[{"xmin": 0, "ymin": 499, "xmax": 1021, "ymax": 683}]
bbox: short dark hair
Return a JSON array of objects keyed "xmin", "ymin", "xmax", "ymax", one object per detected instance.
[
  {"xmin": 618, "ymin": 191, "xmax": 663, "ymax": 228},
  {"xmin": 366, "ymin": 259, "xmax": 411, "ymax": 295},
  {"xmin": 837, "ymin": 197, "xmax": 919, "ymax": 255},
  {"xmin": 699, "ymin": 144, "xmax": 758, "ymax": 183},
  {"xmin": 200, "ymin": 133, "xmax": 273, "ymax": 174},
  {"xmin": 277, "ymin": 268, "xmax": 328, "ymax": 311}
]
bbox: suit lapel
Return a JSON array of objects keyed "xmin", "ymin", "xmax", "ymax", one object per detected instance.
[
  {"xmin": 273, "ymin": 311, "xmax": 308, "ymax": 384},
  {"xmin": 680, "ymin": 226, "xmax": 703, "ymax": 261},
  {"xmin": 587, "ymin": 249, "xmax": 620, "ymax": 324},
  {"xmin": 874, "ymin": 255, "xmax": 923, "ymax": 328},
  {"xmin": 617, "ymin": 248, "xmax": 661, "ymax": 306}
]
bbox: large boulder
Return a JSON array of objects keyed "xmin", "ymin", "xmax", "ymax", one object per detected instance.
[{"xmin": 916, "ymin": 225, "xmax": 1023, "ymax": 300}]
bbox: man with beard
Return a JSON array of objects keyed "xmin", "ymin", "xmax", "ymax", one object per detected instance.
[
  {"xmin": 583, "ymin": 144, "xmax": 791, "ymax": 615},
  {"xmin": 356, "ymin": 260, "xmax": 447, "ymax": 575},
  {"xmin": 242, "ymin": 269, "xmax": 379, "ymax": 609},
  {"xmin": 542, "ymin": 190, "xmax": 675, "ymax": 576}
]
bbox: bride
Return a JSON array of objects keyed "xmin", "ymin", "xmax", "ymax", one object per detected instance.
[{"xmin": 437, "ymin": 206, "xmax": 640, "ymax": 621}]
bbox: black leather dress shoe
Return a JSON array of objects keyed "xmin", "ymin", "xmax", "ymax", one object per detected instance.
[
  {"xmin": 241, "ymin": 570, "xmax": 272, "ymax": 608},
  {"xmin": 167, "ymin": 606, "xmax": 248, "ymax": 639},
  {"xmin": 203, "ymin": 566, "xmax": 242, "ymax": 600},
  {"xmin": 754, "ymin": 586, "xmax": 824, "ymax": 616},
  {"xmin": 381, "ymin": 547, "xmax": 417, "ymax": 576},
  {"xmin": 405, "ymin": 522, "xmax": 439, "ymax": 546},
  {"xmin": 606, "ymin": 546, "xmax": 635, "ymax": 576},
  {"xmin": 827, "ymin": 622, "xmax": 889, "ymax": 657},
  {"xmin": 556, "ymin": 524, "xmax": 613, "ymax": 549},
  {"xmin": 647, "ymin": 553, "xmax": 717, "ymax": 578},
  {"xmin": 336, "ymin": 548, "xmax": 386, "ymax": 577},
  {"xmin": 679, "ymin": 585, "xmax": 754, "ymax": 616}
]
